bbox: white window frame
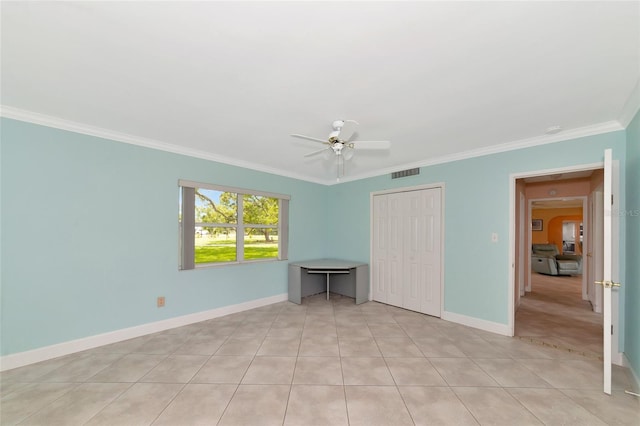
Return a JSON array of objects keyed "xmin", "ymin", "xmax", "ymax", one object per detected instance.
[{"xmin": 179, "ymin": 179, "xmax": 290, "ymax": 270}]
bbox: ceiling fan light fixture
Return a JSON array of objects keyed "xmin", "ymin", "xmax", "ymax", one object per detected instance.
[
  {"xmin": 291, "ymin": 119, "xmax": 390, "ymax": 178},
  {"xmin": 331, "ymin": 141, "xmax": 345, "ymax": 155}
]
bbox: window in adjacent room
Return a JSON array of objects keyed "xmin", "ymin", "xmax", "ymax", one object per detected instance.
[{"xmin": 178, "ymin": 180, "xmax": 289, "ymax": 269}]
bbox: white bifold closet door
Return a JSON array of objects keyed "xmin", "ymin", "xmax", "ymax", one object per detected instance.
[{"xmin": 373, "ymin": 187, "xmax": 442, "ymax": 317}]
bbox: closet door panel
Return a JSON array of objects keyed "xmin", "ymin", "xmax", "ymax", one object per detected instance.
[
  {"xmin": 387, "ymin": 193, "xmax": 404, "ymax": 307},
  {"xmin": 420, "ymin": 188, "xmax": 442, "ymax": 317},
  {"xmin": 372, "ymin": 195, "xmax": 388, "ymax": 303}
]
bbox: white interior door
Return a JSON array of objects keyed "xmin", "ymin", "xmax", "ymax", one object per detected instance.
[
  {"xmin": 417, "ymin": 188, "xmax": 441, "ymax": 316},
  {"xmin": 601, "ymin": 148, "xmax": 619, "ymax": 395},
  {"xmin": 387, "ymin": 193, "xmax": 405, "ymax": 307},
  {"xmin": 373, "ymin": 193, "xmax": 404, "ymax": 306},
  {"xmin": 402, "ymin": 189, "xmax": 442, "ymax": 316},
  {"xmin": 403, "ymin": 190, "xmax": 422, "ymax": 312},
  {"xmin": 372, "ymin": 188, "xmax": 442, "ymax": 316},
  {"xmin": 372, "ymin": 195, "xmax": 388, "ymax": 303}
]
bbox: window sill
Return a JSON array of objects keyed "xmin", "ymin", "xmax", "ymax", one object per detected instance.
[{"xmin": 180, "ymin": 257, "xmax": 285, "ymax": 271}]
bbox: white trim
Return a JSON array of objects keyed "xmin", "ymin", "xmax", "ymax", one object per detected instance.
[
  {"xmin": 440, "ymin": 186, "xmax": 446, "ymax": 318},
  {"xmin": 618, "ymin": 78, "xmax": 640, "ymax": 128},
  {"xmin": 333, "ymin": 121, "xmax": 624, "ymax": 185},
  {"xmin": 370, "ymin": 182, "xmax": 446, "ymax": 197},
  {"xmin": 441, "ymin": 310, "xmax": 510, "ymax": 336},
  {"xmin": 509, "ymin": 162, "xmax": 604, "ymax": 181},
  {"xmin": 508, "ymin": 158, "xmax": 626, "ymax": 384},
  {"xmin": 369, "ymin": 194, "xmax": 375, "ymax": 302},
  {"xmin": 0, "ymin": 106, "xmax": 328, "ymax": 185},
  {"xmin": 0, "ymin": 293, "xmax": 288, "ymax": 372},
  {"xmin": 526, "ymin": 196, "xmax": 589, "ymax": 301},
  {"xmin": 1, "ymin": 105, "xmax": 625, "ymax": 187},
  {"xmin": 508, "ymin": 175, "xmax": 516, "ymax": 336},
  {"xmin": 508, "ymin": 162, "xmax": 605, "ymax": 337},
  {"xmin": 178, "ymin": 179, "xmax": 290, "ymax": 200}
]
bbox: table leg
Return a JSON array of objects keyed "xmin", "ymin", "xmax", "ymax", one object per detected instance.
[{"xmin": 326, "ymin": 273, "xmax": 330, "ymax": 300}]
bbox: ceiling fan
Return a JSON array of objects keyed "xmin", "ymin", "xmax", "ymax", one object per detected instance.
[{"xmin": 291, "ymin": 120, "xmax": 390, "ymax": 179}]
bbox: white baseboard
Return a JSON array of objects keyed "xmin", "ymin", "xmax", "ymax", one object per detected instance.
[
  {"xmin": 441, "ymin": 310, "xmax": 510, "ymax": 336},
  {"xmin": 0, "ymin": 293, "xmax": 288, "ymax": 372}
]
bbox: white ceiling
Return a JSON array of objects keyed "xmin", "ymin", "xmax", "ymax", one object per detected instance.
[{"xmin": 2, "ymin": 1, "xmax": 639, "ymax": 185}]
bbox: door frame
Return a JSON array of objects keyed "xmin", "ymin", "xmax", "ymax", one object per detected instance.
[
  {"xmin": 369, "ymin": 182, "xmax": 446, "ymax": 316},
  {"xmin": 589, "ymin": 190, "xmax": 604, "ymax": 313},
  {"xmin": 525, "ymin": 195, "xmax": 588, "ymax": 301},
  {"xmin": 509, "ymin": 161, "xmax": 623, "ymax": 366},
  {"xmin": 508, "ymin": 161, "xmax": 622, "ymax": 332}
]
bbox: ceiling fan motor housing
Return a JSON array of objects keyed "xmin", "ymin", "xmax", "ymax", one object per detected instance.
[
  {"xmin": 332, "ymin": 142, "xmax": 345, "ymax": 155},
  {"xmin": 291, "ymin": 119, "xmax": 388, "ymax": 169}
]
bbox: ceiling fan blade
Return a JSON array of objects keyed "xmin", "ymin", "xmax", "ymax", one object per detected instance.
[
  {"xmin": 352, "ymin": 140, "xmax": 391, "ymax": 150},
  {"xmin": 304, "ymin": 147, "xmax": 330, "ymax": 157},
  {"xmin": 343, "ymin": 146, "xmax": 355, "ymax": 160},
  {"xmin": 291, "ymin": 134, "xmax": 329, "ymax": 144},
  {"xmin": 338, "ymin": 120, "xmax": 359, "ymax": 141}
]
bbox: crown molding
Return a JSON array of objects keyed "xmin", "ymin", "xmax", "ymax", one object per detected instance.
[
  {"xmin": 333, "ymin": 120, "xmax": 625, "ymax": 185},
  {"xmin": 0, "ymin": 105, "xmax": 329, "ymax": 186},
  {"xmin": 1, "ymin": 105, "xmax": 624, "ymax": 187},
  {"xmin": 618, "ymin": 78, "xmax": 640, "ymax": 128}
]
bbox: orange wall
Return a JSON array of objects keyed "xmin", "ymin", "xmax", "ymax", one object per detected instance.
[
  {"xmin": 531, "ymin": 207, "xmax": 583, "ymax": 253},
  {"xmin": 548, "ymin": 215, "xmax": 583, "ymax": 254}
]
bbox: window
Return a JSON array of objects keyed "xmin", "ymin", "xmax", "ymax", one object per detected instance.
[{"xmin": 179, "ymin": 180, "xmax": 289, "ymax": 269}]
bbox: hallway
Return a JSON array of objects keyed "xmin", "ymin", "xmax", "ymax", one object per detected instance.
[{"xmin": 515, "ymin": 273, "xmax": 603, "ymax": 359}]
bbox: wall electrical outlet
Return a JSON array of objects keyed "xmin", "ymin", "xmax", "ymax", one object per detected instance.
[{"xmin": 157, "ymin": 296, "xmax": 165, "ymax": 307}]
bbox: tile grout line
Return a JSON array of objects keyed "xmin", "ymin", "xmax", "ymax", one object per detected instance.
[
  {"xmin": 148, "ymin": 317, "xmax": 238, "ymax": 425},
  {"xmin": 279, "ymin": 301, "xmax": 302, "ymax": 426}
]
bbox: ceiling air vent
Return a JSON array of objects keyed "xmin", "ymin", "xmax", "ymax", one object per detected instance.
[{"xmin": 391, "ymin": 168, "xmax": 420, "ymax": 179}]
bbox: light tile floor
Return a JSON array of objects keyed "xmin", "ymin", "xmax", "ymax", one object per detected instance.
[{"xmin": 1, "ymin": 294, "xmax": 638, "ymax": 425}]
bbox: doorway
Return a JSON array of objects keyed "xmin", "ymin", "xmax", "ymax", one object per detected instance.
[{"xmin": 510, "ymin": 167, "xmax": 608, "ymax": 359}]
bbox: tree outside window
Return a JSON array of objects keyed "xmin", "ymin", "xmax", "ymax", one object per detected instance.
[{"xmin": 179, "ymin": 181, "xmax": 289, "ymax": 269}]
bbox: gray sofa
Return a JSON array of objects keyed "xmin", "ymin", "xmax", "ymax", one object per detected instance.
[{"xmin": 531, "ymin": 244, "xmax": 582, "ymax": 276}]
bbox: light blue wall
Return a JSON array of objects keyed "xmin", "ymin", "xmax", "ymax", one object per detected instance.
[
  {"xmin": 625, "ymin": 109, "xmax": 640, "ymax": 377},
  {"xmin": 327, "ymin": 132, "xmax": 627, "ymax": 327},
  {"xmin": 0, "ymin": 117, "xmax": 631, "ymax": 360},
  {"xmin": 0, "ymin": 118, "xmax": 328, "ymax": 356}
]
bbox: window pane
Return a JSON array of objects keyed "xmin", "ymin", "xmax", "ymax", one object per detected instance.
[
  {"xmin": 244, "ymin": 228, "xmax": 278, "ymax": 260},
  {"xmin": 196, "ymin": 189, "xmax": 237, "ymax": 224},
  {"xmin": 194, "ymin": 227, "xmax": 237, "ymax": 263},
  {"xmin": 243, "ymin": 195, "xmax": 278, "ymax": 225}
]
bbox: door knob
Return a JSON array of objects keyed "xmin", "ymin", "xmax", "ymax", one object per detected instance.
[{"xmin": 595, "ymin": 280, "xmax": 621, "ymax": 288}]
